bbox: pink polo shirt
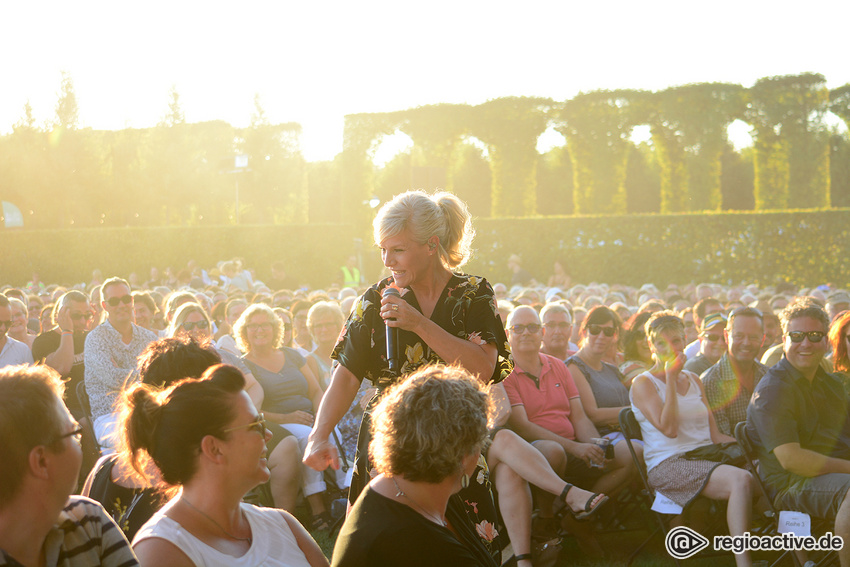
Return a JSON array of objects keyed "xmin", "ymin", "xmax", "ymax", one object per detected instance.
[{"xmin": 503, "ymin": 353, "xmax": 580, "ymax": 440}]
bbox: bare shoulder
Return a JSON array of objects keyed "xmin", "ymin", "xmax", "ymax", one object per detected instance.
[{"xmin": 133, "ymin": 537, "xmax": 195, "ymax": 567}]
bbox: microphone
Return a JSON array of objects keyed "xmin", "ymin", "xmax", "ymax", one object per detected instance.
[{"xmin": 382, "ymin": 287, "xmax": 400, "ymax": 372}]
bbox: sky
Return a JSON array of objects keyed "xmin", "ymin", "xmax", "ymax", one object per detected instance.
[{"xmin": 2, "ymin": 0, "xmax": 849, "ymax": 162}]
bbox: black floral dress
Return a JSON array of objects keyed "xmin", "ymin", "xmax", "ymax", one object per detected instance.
[{"xmin": 332, "ymin": 273, "xmax": 513, "ymax": 560}]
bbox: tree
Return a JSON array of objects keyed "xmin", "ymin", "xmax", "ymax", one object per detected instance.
[
  {"xmin": 469, "ymin": 97, "xmax": 552, "ymax": 217},
  {"xmin": 559, "ymin": 90, "xmax": 643, "ymax": 214},
  {"xmin": 451, "ymin": 142, "xmax": 492, "ymax": 219},
  {"xmin": 535, "ymin": 146, "xmax": 574, "ymax": 215},
  {"xmin": 54, "ymin": 71, "xmax": 79, "ymax": 130},
  {"xmin": 647, "ymin": 84, "xmax": 746, "ymax": 212},
  {"xmin": 746, "ymin": 73, "xmax": 830, "ymax": 209},
  {"xmin": 624, "ymin": 142, "xmax": 661, "ymax": 213}
]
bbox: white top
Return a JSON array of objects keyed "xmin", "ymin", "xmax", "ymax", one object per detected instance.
[
  {"xmin": 630, "ymin": 371, "xmax": 712, "ymax": 473},
  {"xmin": 684, "ymin": 339, "xmax": 700, "ymax": 359},
  {"xmin": 0, "ymin": 335, "xmax": 34, "ymax": 368},
  {"xmin": 133, "ymin": 503, "xmax": 311, "ymax": 567}
]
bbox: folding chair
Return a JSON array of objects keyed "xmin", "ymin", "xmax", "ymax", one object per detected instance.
[
  {"xmin": 619, "ymin": 407, "xmax": 731, "ymax": 566},
  {"xmin": 619, "ymin": 407, "xmax": 672, "ymax": 565},
  {"xmin": 735, "ymin": 422, "xmax": 836, "ymax": 567}
]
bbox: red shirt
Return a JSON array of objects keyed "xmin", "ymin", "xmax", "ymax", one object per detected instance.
[{"xmin": 503, "ymin": 353, "xmax": 580, "ymax": 440}]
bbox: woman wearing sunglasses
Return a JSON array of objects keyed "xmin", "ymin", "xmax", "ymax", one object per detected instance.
[
  {"xmin": 565, "ymin": 306, "xmax": 639, "ymax": 492},
  {"xmin": 124, "ymin": 364, "xmax": 329, "ymax": 567}
]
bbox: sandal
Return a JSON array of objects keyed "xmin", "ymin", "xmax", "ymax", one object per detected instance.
[
  {"xmin": 552, "ymin": 482, "xmax": 609, "ymax": 521},
  {"xmin": 309, "ymin": 511, "xmax": 332, "ymax": 532}
]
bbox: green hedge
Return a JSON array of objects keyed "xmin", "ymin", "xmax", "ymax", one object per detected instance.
[
  {"xmin": 4, "ymin": 209, "xmax": 850, "ymax": 290},
  {"xmin": 466, "ymin": 209, "xmax": 850, "ymax": 289},
  {"xmin": 1, "ymin": 224, "xmax": 360, "ymax": 289}
]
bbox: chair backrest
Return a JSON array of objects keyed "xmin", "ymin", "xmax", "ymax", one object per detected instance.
[
  {"xmin": 76, "ymin": 381, "xmax": 93, "ymax": 418},
  {"xmin": 734, "ymin": 421, "xmax": 777, "ymax": 513},
  {"xmin": 618, "ymin": 407, "xmax": 650, "ymax": 488}
]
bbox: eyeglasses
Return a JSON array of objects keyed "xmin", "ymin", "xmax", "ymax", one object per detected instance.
[
  {"xmin": 787, "ymin": 330, "xmax": 825, "ymax": 343},
  {"xmin": 70, "ymin": 312, "xmax": 94, "ymax": 321},
  {"xmin": 702, "ymin": 333, "xmax": 724, "ymax": 342},
  {"xmin": 246, "ymin": 322, "xmax": 274, "ymax": 332},
  {"xmin": 105, "ymin": 295, "xmax": 133, "ymax": 306},
  {"xmin": 509, "ymin": 324, "xmax": 542, "ymax": 335},
  {"xmin": 544, "ymin": 322, "xmax": 571, "ymax": 331},
  {"xmin": 223, "ymin": 414, "xmax": 267, "ymax": 435},
  {"xmin": 53, "ymin": 425, "xmax": 84, "ymax": 444},
  {"xmin": 0, "ymin": 320, "xmax": 11, "ymax": 329},
  {"xmin": 587, "ymin": 324, "xmax": 616, "ymax": 337},
  {"xmin": 181, "ymin": 320, "xmax": 210, "ymax": 331}
]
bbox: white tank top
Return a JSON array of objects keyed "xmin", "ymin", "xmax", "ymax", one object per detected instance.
[
  {"xmin": 629, "ymin": 371, "xmax": 713, "ymax": 473},
  {"xmin": 133, "ymin": 503, "xmax": 312, "ymax": 567}
]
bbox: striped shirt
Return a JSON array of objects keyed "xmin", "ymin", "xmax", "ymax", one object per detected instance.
[{"xmin": 0, "ymin": 496, "xmax": 138, "ymax": 567}]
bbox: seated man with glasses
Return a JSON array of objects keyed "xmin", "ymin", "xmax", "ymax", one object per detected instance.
[
  {"xmin": 747, "ymin": 298, "xmax": 850, "ymax": 567},
  {"xmin": 539, "ymin": 303, "xmax": 577, "ymax": 362},
  {"xmin": 0, "ymin": 364, "xmax": 138, "ymax": 566},
  {"xmin": 32, "ymin": 291, "xmax": 95, "ymax": 421},
  {"xmin": 684, "ymin": 312, "xmax": 728, "ymax": 376},
  {"xmin": 85, "ymin": 277, "xmax": 158, "ymax": 453},
  {"xmin": 503, "ymin": 306, "xmax": 634, "ymax": 547}
]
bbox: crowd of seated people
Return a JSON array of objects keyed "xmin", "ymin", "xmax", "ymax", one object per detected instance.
[{"xmin": 5, "ymin": 258, "xmax": 850, "ymax": 566}]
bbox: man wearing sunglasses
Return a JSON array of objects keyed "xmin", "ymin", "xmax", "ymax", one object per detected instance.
[
  {"xmin": 32, "ymin": 291, "xmax": 93, "ymax": 421},
  {"xmin": 0, "ymin": 294, "xmax": 34, "ymax": 369},
  {"xmin": 0, "ymin": 365, "xmax": 138, "ymax": 566},
  {"xmin": 748, "ymin": 298, "xmax": 850, "ymax": 566},
  {"xmin": 84, "ymin": 278, "xmax": 157, "ymax": 453},
  {"xmin": 683, "ymin": 312, "xmax": 727, "ymax": 376}
]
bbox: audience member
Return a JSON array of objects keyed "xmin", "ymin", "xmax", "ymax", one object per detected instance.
[
  {"xmin": 32, "ymin": 290, "xmax": 94, "ymax": 420},
  {"xmin": 619, "ymin": 311, "xmax": 654, "ymax": 384},
  {"xmin": 747, "ymin": 298, "xmax": 850, "ymax": 567},
  {"xmin": 683, "ymin": 297, "xmax": 724, "ymax": 358},
  {"xmin": 125, "ymin": 364, "xmax": 328, "ymax": 567},
  {"xmin": 84, "ymin": 277, "xmax": 158, "ymax": 452},
  {"xmin": 332, "ymin": 366, "xmax": 498, "ymax": 567},
  {"xmin": 683, "ymin": 312, "xmax": 727, "ymax": 375},
  {"xmin": 0, "ymin": 295, "xmax": 33, "ymax": 368},
  {"xmin": 631, "ymin": 311, "xmax": 754, "ymax": 567},
  {"xmin": 0, "ymin": 365, "xmax": 138, "ymax": 566},
  {"xmin": 702, "ymin": 307, "xmax": 767, "ymax": 436},
  {"xmin": 539, "ymin": 303, "xmax": 576, "ymax": 361}
]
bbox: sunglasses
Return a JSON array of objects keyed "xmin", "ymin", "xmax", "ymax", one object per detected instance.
[
  {"xmin": 544, "ymin": 322, "xmax": 571, "ymax": 331},
  {"xmin": 181, "ymin": 320, "xmax": 210, "ymax": 331},
  {"xmin": 509, "ymin": 324, "xmax": 542, "ymax": 335},
  {"xmin": 223, "ymin": 414, "xmax": 267, "ymax": 435},
  {"xmin": 70, "ymin": 312, "xmax": 94, "ymax": 321},
  {"xmin": 105, "ymin": 295, "xmax": 133, "ymax": 307},
  {"xmin": 787, "ymin": 330, "xmax": 825, "ymax": 343},
  {"xmin": 587, "ymin": 324, "xmax": 616, "ymax": 337},
  {"xmin": 702, "ymin": 333, "xmax": 724, "ymax": 342}
]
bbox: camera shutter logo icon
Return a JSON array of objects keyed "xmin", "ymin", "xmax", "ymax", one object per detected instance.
[{"xmin": 665, "ymin": 526, "xmax": 710, "ymax": 559}]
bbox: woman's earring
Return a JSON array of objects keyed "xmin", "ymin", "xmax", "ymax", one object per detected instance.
[{"xmin": 461, "ymin": 473, "xmax": 469, "ymax": 489}]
